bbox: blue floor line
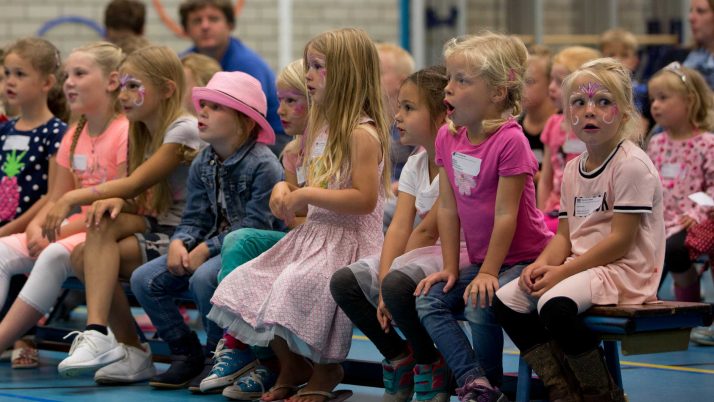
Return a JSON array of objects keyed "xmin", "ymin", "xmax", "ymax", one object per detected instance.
[{"xmin": 0, "ymin": 392, "xmax": 61, "ymax": 402}]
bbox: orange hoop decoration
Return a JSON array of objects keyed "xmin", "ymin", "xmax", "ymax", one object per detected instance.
[{"xmin": 152, "ymin": 0, "xmax": 245, "ymax": 38}]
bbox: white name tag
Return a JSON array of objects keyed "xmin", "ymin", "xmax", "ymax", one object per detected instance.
[
  {"xmin": 574, "ymin": 194, "xmax": 604, "ymax": 217},
  {"xmin": 311, "ymin": 137, "xmax": 327, "ymax": 158},
  {"xmin": 533, "ymin": 149, "xmax": 544, "ymax": 164},
  {"xmin": 661, "ymin": 163, "xmax": 681, "ymax": 179},
  {"xmin": 72, "ymin": 155, "xmax": 88, "ymax": 171},
  {"xmin": 296, "ymin": 166, "xmax": 306, "ymax": 186},
  {"xmin": 452, "ymin": 152, "xmax": 481, "ymax": 176},
  {"xmin": 2, "ymin": 135, "xmax": 30, "ymax": 151},
  {"xmin": 562, "ymin": 138, "xmax": 586, "ymax": 154}
]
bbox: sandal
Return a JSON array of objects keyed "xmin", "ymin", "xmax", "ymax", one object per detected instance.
[
  {"xmin": 293, "ymin": 389, "xmax": 353, "ymax": 402},
  {"xmin": 262, "ymin": 383, "xmax": 301, "ymax": 401},
  {"xmin": 11, "ymin": 345, "xmax": 39, "ymax": 369}
]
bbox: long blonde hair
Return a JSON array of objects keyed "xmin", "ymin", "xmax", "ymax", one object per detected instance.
[
  {"xmin": 303, "ymin": 28, "xmax": 390, "ymax": 194},
  {"xmin": 277, "ymin": 59, "xmax": 307, "ymax": 158},
  {"xmin": 562, "ymin": 58, "xmax": 644, "ymax": 144},
  {"xmin": 69, "ymin": 42, "xmax": 125, "ymax": 167},
  {"xmin": 443, "ymin": 32, "xmax": 528, "ymax": 135},
  {"xmin": 121, "ymin": 45, "xmax": 194, "ymax": 214}
]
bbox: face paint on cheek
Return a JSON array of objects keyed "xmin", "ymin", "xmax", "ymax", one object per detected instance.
[
  {"xmin": 571, "ymin": 115, "xmax": 580, "ymax": 127},
  {"xmin": 601, "ymin": 105, "xmax": 618, "ymax": 125},
  {"xmin": 134, "ymin": 87, "xmax": 145, "ymax": 107}
]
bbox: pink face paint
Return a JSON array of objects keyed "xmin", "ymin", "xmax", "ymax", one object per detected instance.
[
  {"xmin": 602, "ymin": 105, "xmax": 619, "ymax": 125},
  {"xmin": 119, "ymin": 73, "xmax": 146, "ymax": 107}
]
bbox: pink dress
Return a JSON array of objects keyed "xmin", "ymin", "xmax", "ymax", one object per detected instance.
[
  {"xmin": 209, "ymin": 124, "xmax": 385, "ymax": 363},
  {"xmin": 646, "ymin": 131, "xmax": 714, "ymax": 238}
]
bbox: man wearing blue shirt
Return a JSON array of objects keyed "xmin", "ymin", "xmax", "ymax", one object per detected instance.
[{"xmin": 179, "ymin": 0, "xmax": 288, "ymax": 154}]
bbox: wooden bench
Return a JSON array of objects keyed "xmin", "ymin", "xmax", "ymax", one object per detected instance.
[{"xmin": 514, "ymin": 301, "xmax": 713, "ymax": 402}]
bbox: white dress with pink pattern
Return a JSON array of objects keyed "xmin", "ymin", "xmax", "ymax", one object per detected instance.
[{"xmin": 208, "ymin": 123, "xmax": 384, "ymax": 363}]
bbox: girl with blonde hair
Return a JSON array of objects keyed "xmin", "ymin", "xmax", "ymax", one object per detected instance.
[
  {"xmin": 495, "ymin": 58, "xmax": 663, "ymax": 402},
  {"xmin": 41, "ymin": 46, "xmax": 202, "ymax": 380},
  {"xmin": 208, "ymin": 28, "xmax": 389, "ymax": 402},
  {"xmin": 0, "ymin": 42, "xmax": 127, "ymax": 371},
  {"xmin": 413, "ymin": 32, "xmax": 553, "ymax": 402}
]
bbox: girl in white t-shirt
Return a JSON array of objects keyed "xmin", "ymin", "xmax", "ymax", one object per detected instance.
[
  {"xmin": 494, "ymin": 58, "xmax": 664, "ymax": 402},
  {"xmin": 330, "ymin": 66, "xmax": 454, "ymax": 402}
]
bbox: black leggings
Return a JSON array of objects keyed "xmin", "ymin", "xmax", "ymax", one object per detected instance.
[
  {"xmin": 493, "ymin": 295, "xmax": 598, "ymax": 356},
  {"xmin": 330, "ymin": 267, "xmax": 439, "ymax": 364}
]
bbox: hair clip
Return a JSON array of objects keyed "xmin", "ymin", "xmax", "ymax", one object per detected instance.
[{"xmin": 664, "ymin": 61, "xmax": 687, "ymax": 84}]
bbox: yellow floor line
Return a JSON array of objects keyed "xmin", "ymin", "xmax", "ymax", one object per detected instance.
[
  {"xmin": 503, "ymin": 350, "xmax": 714, "ymax": 375},
  {"xmin": 352, "ymin": 339, "xmax": 714, "ymax": 375}
]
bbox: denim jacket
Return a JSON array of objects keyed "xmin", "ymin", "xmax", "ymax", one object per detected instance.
[{"xmin": 171, "ymin": 138, "xmax": 285, "ymax": 257}]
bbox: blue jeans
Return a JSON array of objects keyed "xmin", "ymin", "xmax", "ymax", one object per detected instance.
[
  {"xmin": 416, "ymin": 262, "xmax": 525, "ymax": 386},
  {"xmin": 130, "ymin": 254, "xmax": 223, "ymax": 351}
]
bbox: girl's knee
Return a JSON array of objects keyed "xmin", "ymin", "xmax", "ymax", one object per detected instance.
[
  {"xmin": 329, "ymin": 267, "xmax": 357, "ymax": 298},
  {"xmin": 381, "ymin": 270, "xmax": 415, "ymax": 298}
]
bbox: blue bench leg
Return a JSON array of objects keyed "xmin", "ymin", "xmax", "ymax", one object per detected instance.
[
  {"xmin": 516, "ymin": 355, "xmax": 532, "ymax": 402},
  {"xmin": 602, "ymin": 340, "xmax": 623, "ymax": 388}
]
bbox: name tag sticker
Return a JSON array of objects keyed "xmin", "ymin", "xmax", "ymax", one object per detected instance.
[
  {"xmin": 661, "ymin": 163, "xmax": 681, "ymax": 179},
  {"xmin": 2, "ymin": 135, "xmax": 30, "ymax": 151},
  {"xmin": 451, "ymin": 152, "xmax": 481, "ymax": 176},
  {"xmin": 311, "ymin": 137, "xmax": 327, "ymax": 158},
  {"xmin": 296, "ymin": 166, "xmax": 306, "ymax": 186},
  {"xmin": 72, "ymin": 155, "xmax": 88, "ymax": 171},
  {"xmin": 574, "ymin": 194, "xmax": 604, "ymax": 217}
]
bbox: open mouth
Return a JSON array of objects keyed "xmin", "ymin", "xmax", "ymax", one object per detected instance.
[
  {"xmin": 444, "ymin": 100, "xmax": 455, "ymax": 116},
  {"xmin": 583, "ymin": 123, "xmax": 599, "ymax": 131}
]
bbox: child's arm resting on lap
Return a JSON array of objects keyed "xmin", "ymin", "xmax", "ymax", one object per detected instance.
[
  {"xmin": 466, "ymin": 174, "xmax": 525, "ymax": 308},
  {"xmin": 530, "ymin": 212, "xmax": 641, "ymax": 297}
]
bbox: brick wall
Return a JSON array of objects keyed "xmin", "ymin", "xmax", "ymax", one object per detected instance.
[{"xmin": 0, "ymin": 0, "xmax": 684, "ymax": 72}]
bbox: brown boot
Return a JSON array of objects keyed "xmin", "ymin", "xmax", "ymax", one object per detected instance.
[
  {"xmin": 522, "ymin": 343, "xmax": 581, "ymax": 402},
  {"xmin": 566, "ymin": 348, "xmax": 626, "ymax": 402}
]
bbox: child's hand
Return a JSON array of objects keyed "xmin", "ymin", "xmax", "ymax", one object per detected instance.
[
  {"xmin": 376, "ymin": 293, "xmax": 393, "ymax": 333},
  {"xmin": 26, "ymin": 223, "xmax": 49, "ymax": 258},
  {"xmin": 464, "ymin": 272, "xmax": 499, "ymax": 308},
  {"xmin": 519, "ymin": 261, "xmax": 546, "ymax": 293},
  {"xmin": 167, "ymin": 240, "xmax": 190, "ymax": 276},
  {"xmin": 86, "ymin": 198, "xmax": 125, "ymax": 227},
  {"xmin": 42, "ymin": 199, "xmax": 72, "ymax": 243},
  {"xmin": 679, "ymin": 214, "xmax": 697, "ymax": 229},
  {"xmin": 414, "ymin": 271, "xmax": 457, "ymax": 296},
  {"xmin": 282, "ymin": 189, "xmax": 308, "ymax": 226},
  {"xmin": 530, "ymin": 265, "xmax": 568, "ymax": 297},
  {"xmin": 185, "ymin": 243, "xmax": 210, "ymax": 274},
  {"xmin": 269, "ymin": 181, "xmax": 292, "ymax": 220}
]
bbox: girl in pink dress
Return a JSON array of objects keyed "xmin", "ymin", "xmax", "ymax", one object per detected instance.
[
  {"xmin": 495, "ymin": 59, "xmax": 664, "ymax": 402},
  {"xmin": 208, "ymin": 28, "xmax": 391, "ymax": 402},
  {"xmin": 646, "ymin": 62, "xmax": 714, "ymax": 344}
]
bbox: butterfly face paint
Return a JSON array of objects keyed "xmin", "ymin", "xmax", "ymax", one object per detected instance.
[
  {"xmin": 568, "ymin": 81, "xmax": 619, "ymax": 127},
  {"xmin": 119, "ymin": 74, "xmax": 146, "ymax": 106}
]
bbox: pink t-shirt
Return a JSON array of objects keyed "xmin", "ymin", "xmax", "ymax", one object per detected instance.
[
  {"xmin": 646, "ymin": 131, "xmax": 714, "ymax": 238},
  {"xmin": 3, "ymin": 115, "xmax": 129, "ymax": 255},
  {"xmin": 434, "ymin": 119, "xmax": 552, "ymax": 265},
  {"xmin": 541, "ymin": 114, "xmax": 586, "ymax": 211},
  {"xmin": 560, "ymin": 140, "xmax": 664, "ymax": 305}
]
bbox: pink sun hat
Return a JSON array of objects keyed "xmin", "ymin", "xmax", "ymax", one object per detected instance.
[{"xmin": 192, "ymin": 71, "xmax": 275, "ymax": 145}]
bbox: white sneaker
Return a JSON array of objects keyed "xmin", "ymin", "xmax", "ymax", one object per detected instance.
[
  {"xmin": 94, "ymin": 343, "xmax": 157, "ymax": 384},
  {"xmin": 58, "ymin": 330, "xmax": 125, "ymax": 377}
]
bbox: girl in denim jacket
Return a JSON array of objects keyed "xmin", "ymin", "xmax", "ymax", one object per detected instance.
[{"xmin": 130, "ymin": 71, "xmax": 284, "ymax": 390}]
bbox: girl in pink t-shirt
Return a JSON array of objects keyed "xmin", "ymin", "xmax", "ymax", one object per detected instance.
[
  {"xmin": 646, "ymin": 63, "xmax": 714, "ymax": 304},
  {"xmin": 495, "ymin": 59, "xmax": 664, "ymax": 402},
  {"xmin": 413, "ymin": 33, "xmax": 552, "ymax": 401},
  {"xmin": 538, "ymin": 47, "xmax": 601, "ymax": 232},
  {"xmin": 0, "ymin": 42, "xmax": 128, "ymax": 369}
]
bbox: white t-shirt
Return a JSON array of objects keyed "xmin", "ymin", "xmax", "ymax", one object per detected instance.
[
  {"xmin": 397, "ymin": 150, "xmax": 439, "ymax": 218},
  {"xmin": 157, "ymin": 116, "xmax": 202, "ymax": 226}
]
